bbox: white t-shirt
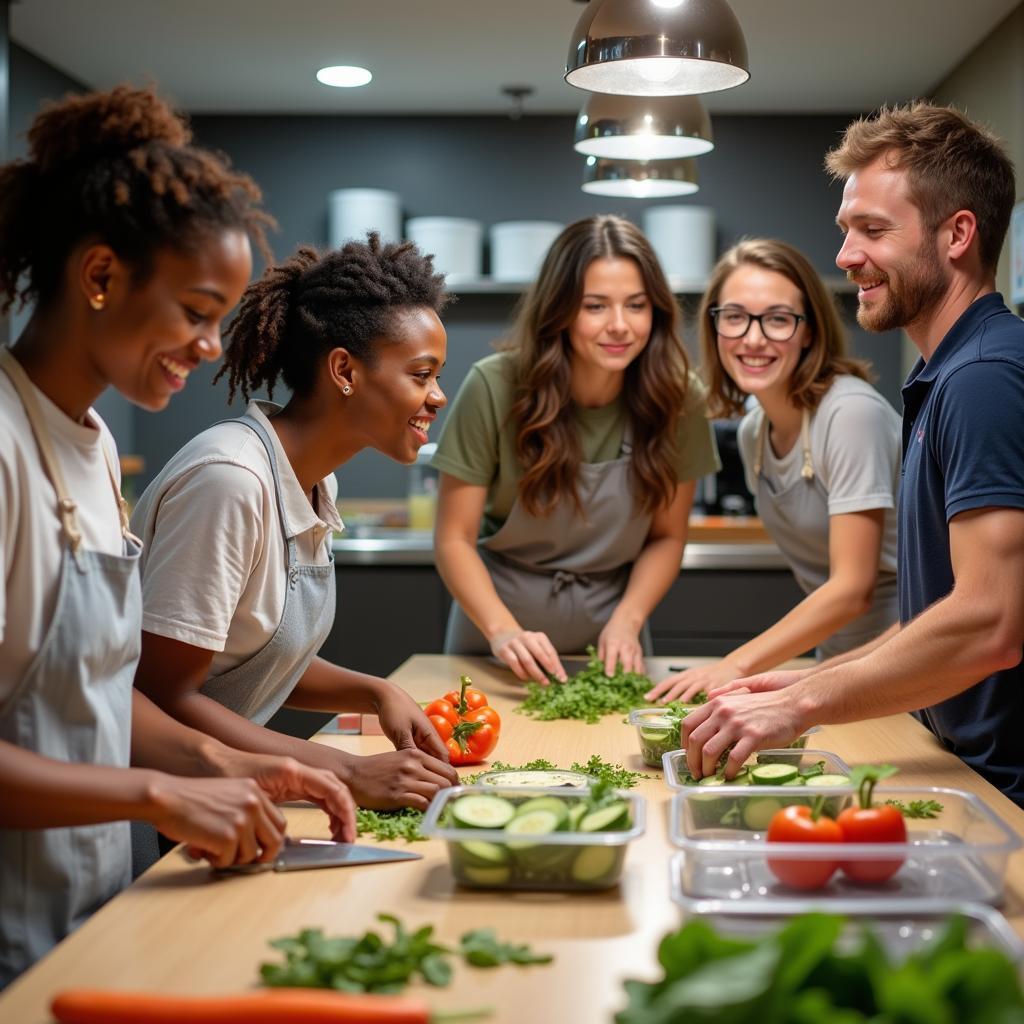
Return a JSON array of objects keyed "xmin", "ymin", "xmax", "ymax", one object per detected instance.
[
  {"xmin": 131, "ymin": 402, "xmax": 342, "ymax": 677},
  {"xmin": 0, "ymin": 365, "xmax": 124, "ymax": 704}
]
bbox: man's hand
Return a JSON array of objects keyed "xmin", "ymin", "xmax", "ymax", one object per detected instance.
[
  {"xmin": 489, "ymin": 628, "xmax": 567, "ymax": 684},
  {"xmin": 681, "ymin": 689, "xmax": 812, "ymax": 781},
  {"xmin": 374, "ymin": 684, "xmax": 452, "ymax": 761},
  {"xmin": 338, "ymin": 749, "xmax": 458, "ymax": 811},
  {"xmin": 707, "ymin": 667, "xmax": 813, "ymax": 700},
  {"xmin": 145, "ymin": 774, "xmax": 286, "ymax": 869},
  {"xmin": 597, "ymin": 620, "xmax": 645, "ymax": 677},
  {"xmin": 216, "ymin": 751, "xmax": 357, "ymax": 842},
  {"xmin": 645, "ymin": 659, "xmax": 744, "ymax": 704}
]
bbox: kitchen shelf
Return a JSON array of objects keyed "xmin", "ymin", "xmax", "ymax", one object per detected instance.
[{"xmin": 446, "ymin": 274, "xmax": 856, "ymax": 296}]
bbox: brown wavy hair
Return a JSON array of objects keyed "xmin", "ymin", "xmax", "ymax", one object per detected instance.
[
  {"xmin": 699, "ymin": 238, "xmax": 872, "ymax": 419},
  {"xmin": 501, "ymin": 215, "xmax": 689, "ymax": 517}
]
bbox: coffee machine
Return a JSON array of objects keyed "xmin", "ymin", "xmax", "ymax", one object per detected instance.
[{"xmin": 698, "ymin": 420, "xmax": 756, "ymax": 516}]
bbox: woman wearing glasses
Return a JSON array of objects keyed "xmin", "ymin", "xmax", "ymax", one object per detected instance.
[
  {"xmin": 433, "ymin": 216, "xmax": 719, "ymax": 683},
  {"xmin": 648, "ymin": 238, "xmax": 900, "ymax": 704}
]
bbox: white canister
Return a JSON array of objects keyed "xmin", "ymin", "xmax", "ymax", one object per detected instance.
[
  {"xmin": 489, "ymin": 221, "xmax": 564, "ymax": 282},
  {"xmin": 642, "ymin": 205, "xmax": 716, "ymax": 282},
  {"xmin": 328, "ymin": 188, "xmax": 402, "ymax": 249},
  {"xmin": 406, "ymin": 217, "xmax": 483, "ymax": 283}
]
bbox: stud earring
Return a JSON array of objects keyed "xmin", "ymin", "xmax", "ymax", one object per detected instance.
[
  {"xmin": 88, "ymin": 293, "xmax": 107, "ymax": 311},
  {"xmin": 342, "ymin": 384, "xmax": 353, "ymax": 396}
]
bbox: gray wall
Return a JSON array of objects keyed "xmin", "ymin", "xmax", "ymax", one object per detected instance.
[{"xmin": 128, "ymin": 111, "xmax": 902, "ymax": 498}]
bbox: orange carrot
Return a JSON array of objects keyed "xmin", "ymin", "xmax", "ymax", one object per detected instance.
[{"xmin": 50, "ymin": 988, "xmax": 436, "ymax": 1023}]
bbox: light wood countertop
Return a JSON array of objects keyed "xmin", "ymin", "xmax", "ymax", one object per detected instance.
[{"xmin": 3, "ymin": 655, "xmax": 1022, "ymax": 1023}]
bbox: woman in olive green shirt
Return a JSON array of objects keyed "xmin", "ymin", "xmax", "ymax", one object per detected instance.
[{"xmin": 432, "ymin": 216, "xmax": 719, "ymax": 683}]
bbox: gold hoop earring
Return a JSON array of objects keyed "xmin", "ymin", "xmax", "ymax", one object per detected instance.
[
  {"xmin": 342, "ymin": 384, "xmax": 353, "ymax": 396},
  {"xmin": 88, "ymin": 293, "xmax": 107, "ymax": 312}
]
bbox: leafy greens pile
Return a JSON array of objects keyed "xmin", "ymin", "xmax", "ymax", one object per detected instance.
[
  {"xmin": 261, "ymin": 914, "xmax": 551, "ymax": 994},
  {"xmin": 516, "ymin": 646, "xmax": 707, "ymax": 724},
  {"xmin": 616, "ymin": 913, "xmax": 1024, "ymax": 1024},
  {"xmin": 355, "ymin": 807, "xmax": 429, "ymax": 843}
]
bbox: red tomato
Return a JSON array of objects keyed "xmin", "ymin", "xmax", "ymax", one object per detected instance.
[
  {"xmin": 836, "ymin": 805, "xmax": 907, "ymax": 884},
  {"xmin": 443, "ymin": 686, "xmax": 488, "ymax": 713},
  {"xmin": 423, "ymin": 699, "xmax": 458, "ymax": 727},
  {"xmin": 766, "ymin": 805, "xmax": 844, "ymax": 890},
  {"xmin": 464, "ymin": 706, "xmax": 501, "ymax": 731},
  {"xmin": 445, "ymin": 722, "xmax": 498, "ymax": 766},
  {"xmin": 427, "ymin": 714, "xmax": 454, "ymax": 743}
]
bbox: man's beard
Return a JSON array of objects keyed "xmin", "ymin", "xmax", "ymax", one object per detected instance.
[{"xmin": 855, "ymin": 238, "xmax": 949, "ymax": 333}]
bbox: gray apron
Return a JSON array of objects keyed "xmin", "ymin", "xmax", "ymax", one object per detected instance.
[
  {"xmin": 753, "ymin": 411, "xmax": 897, "ymax": 660},
  {"xmin": 199, "ymin": 413, "xmax": 336, "ymax": 725},
  {"xmin": 0, "ymin": 348, "xmax": 140, "ymax": 988},
  {"xmin": 445, "ymin": 429, "xmax": 654, "ymax": 655}
]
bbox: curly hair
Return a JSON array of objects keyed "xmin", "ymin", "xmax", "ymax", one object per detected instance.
[
  {"xmin": 215, "ymin": 234, "xmax": 449, "ymax": 403},
  {"xmin": 700, "ymin": 238, "xmax": 872, "ymax": 418},
  {"xmin": 825, "ymin": 100, "xmax": 1015, "ymax": 273},
  {"xmin": 0, "ymin": 84, "xmax": 274, "ymax": 314},
  {"xmin": 501, "ymin": 215, "xmax": 689, "ymax": 518}
]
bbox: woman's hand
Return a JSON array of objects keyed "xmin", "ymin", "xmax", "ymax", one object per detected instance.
[
  {"xmin": 145, "ymin": 774, "xmax": 286, "ymax": 869},
  {"xmin": 707, "ymin": 667, "xmax": 813, "ymax": 700},
  {"xmin": 645, "ymin": 659, "xmax": 744, "ymax": 703},
  {"xmin": 374, "ymin": 683, "xmax": 452, "ymax": 761},
  {"xmin": 335, "ymin": 749, "xmax": 459, "ymax": 811},
  {"xmin": 489, "ymin": 628, "xmax": 567, "ymax": 684},
  {"xmin": 597, "ymin": 620, "xmax": 645, "ymax": 676},
  {"xmin": 215, "ymin": 751, "xmax": 357, "ymax": 843}
]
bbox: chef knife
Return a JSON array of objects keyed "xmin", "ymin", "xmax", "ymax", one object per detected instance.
[{"xmin": 214, "ymin": 837, "xmax": 423, "ymax": 874}]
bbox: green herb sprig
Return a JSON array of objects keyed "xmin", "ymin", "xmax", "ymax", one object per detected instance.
[
  {"xmin": 355, "ymin": 807, "xmax": 427, "ymax": 843},
  {"xmin": 261, "ymin": 915, "xmax": 552, "ymax": 994},
  {"xmin": 885, "ymin": 798, "xmax": 944, "ymax": 819}
]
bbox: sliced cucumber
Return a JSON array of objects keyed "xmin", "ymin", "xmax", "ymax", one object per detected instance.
[
  {"xmin": 567, "ymin": 803, "xmax": 588, "ymax": 829},
  {"xmin": 457, "ymin": 840, "xmax": 509, "ymax": 867},
  {"xmin": 450, "ymin": 794, "xmax": 516, "ymax": 830},
  {"xmin": 578, "ymin": 801, "xmax": 630, "ymax": 833},
  {"xmin": 810, "ymin": 774, "xmax": 851, "ymax": 787},
  {"xmin": 512, "ymin": 797, "xmax": 570, "ymax": 828},
  {"xmin": 749, "ymin": 763, "xmax": 799, "ymax": 785},
  {"xmin": 570, "ymin": 845, "xmax": 621, "ymax": 885},
  {"xmin": 741, "ymin": 796, "xmax": 785, "ymax": 830},
  {"xmin": 460, "ymin": 864, "xmax": 512, "ymax": 887},
  {"xmin": 696, "ymin": 774, "xmax": 727, "ymax": 787},
  {"xmin": 504, "ymin": 808, "xmax": 562, "ymax": 839}
]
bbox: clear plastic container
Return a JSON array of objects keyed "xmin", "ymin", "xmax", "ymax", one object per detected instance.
[
  {"xmin": 662, "ymin": 749, "xmax": 852, "ymax": 820},
  {"xmin": 628, "ymin": 706, "xmax": 819, "ymax": 767},
  {"xmin": 669, "ymin": 864, "xmax": 1024, "ymax": 960},
  {"xmin": 421, "ymin": 784, "xmax": 645, "ymax": 891},
  {"xmin": 473, "ymin": 769, "xmax": 594, "ymax": 789},
  {"xmin": 670, "ymin": 785, "xmax": 1022, "ymax": 911}
]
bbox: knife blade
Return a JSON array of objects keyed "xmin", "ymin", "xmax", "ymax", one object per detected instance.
[{"xmin": 215, "ymin": 838, "xmax": 423, "ymax": 874}]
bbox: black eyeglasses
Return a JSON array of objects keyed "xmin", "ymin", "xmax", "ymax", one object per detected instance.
[{"xmin": 710, "ymin": 306, "xmax": 806, "ymax": 342}]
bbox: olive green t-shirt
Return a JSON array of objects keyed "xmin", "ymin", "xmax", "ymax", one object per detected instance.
[{"xmin": 431, "ymin": 352, "xmax": 720, "ymax": 538}]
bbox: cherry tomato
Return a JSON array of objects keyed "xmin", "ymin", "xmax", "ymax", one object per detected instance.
[
  {"xmin": 427, "ymin": 714, "xmax": 454, "ymax": 743},
  {"xmin": 837, "ymin": 805, "xmax": 906, "ymax": 884},
  {"xmin": 766, "ymin": 805, "xmax": 844, "ymax": 890},
  {"xmin": 423, "ymin": 699, "xmax": 458, "ymax": 727}
]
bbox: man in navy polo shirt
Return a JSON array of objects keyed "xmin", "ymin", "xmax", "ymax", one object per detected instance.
[{"xmin": 679, "ymin": 102, "xmax": 1024, "ymax": 806}]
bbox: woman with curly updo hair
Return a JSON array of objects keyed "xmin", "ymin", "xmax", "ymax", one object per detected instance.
[
  {"xmin": 131, "ymin": 236, "xmax": 459, "ymax": 816},
  {"xmin": 0, "ymin": 85, "xmax": 356, "ymax": 988},
  {"xmin": 433, "ymin": 215, "xmax": 719, "ymax": 682}
]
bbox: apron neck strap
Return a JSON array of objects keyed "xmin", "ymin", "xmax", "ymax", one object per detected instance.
[
  {"xmin": 753, "ymin": 406, "xmax": 814, "ymax": 481},
  {"xmin": 0, "ymin": 347, "xmax": 132, "ymax": 555}
]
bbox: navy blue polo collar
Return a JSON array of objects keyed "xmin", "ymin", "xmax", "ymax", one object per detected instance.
[{"xmin": 903, "ymin": 292, "xmax": 1007, "ymax": 390}]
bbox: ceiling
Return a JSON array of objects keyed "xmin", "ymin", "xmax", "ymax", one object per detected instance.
[{"xmin": 10, "ymin": 0, "xmax": 1022, "ymax": 116}]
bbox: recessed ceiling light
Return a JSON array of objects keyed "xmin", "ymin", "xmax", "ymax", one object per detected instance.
[{"xmin": 316, "ymin": 65, "xmax": 373, "ymax": 88}]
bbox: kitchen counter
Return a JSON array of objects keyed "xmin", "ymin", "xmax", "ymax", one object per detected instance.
[{"xmin": 4, "ymin": 656, "xmax": 1023, "ymax": 1024}]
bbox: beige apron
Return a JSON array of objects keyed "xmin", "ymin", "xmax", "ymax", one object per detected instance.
[{"xmin": 445, "ymin": 428, "xmax": 654, "ymax": 655}]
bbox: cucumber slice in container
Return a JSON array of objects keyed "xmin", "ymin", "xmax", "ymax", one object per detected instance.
[
  {"xmin": 567, "ymin": 803, "xmax": 588, "ymax": 829},
  {"xmin": 578, "ymin": 801, "xmax": 630, "ymax": 833},
  {"xmin": 504, "ymin": 808, "xmax": 563, "ymax": 848},
  {"xmin": 457, "ymin": 840, "xmax": 509, "ymax": 867},
  {"xmin": 450, "ymin": 794, "xmax": 516, "ymax": 830},
  {"xmin": 570, "ymin": 845, "xmax": 621, "ymax": 886},
  {"xmin": 460, "ymin": 864, "xmax": 512, "ymax": 887},
  {"xmin": 741, "ymin": 796, "xmax": 786, "ymax": 830},
  {"xmin": 512, "ymin": 797, "xmax": 569, "ymax": 828},
  {"xmin": 810, "ymin": 774, "xmax": 851, "ymax": 787},
  {"xmin": 749, "ymin": 763, "xmax": 798, "ymax": 785}
]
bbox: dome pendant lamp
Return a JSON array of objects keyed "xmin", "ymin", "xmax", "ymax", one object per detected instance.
[
  {"xmin": 574, "ymin": 93, "xmax": 713, "ymax": 160},
  {"xmin": 566, "ymin": 0, "xmax": 750, "ymax": 97},
  {"xmin": 581, "ymin": 155, "xmax": 698, "ymax": 198}
]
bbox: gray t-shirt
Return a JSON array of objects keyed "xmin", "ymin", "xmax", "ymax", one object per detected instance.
[{"xmin": 737, "ymin": 375, "xmax": 900, "ymax": 653}]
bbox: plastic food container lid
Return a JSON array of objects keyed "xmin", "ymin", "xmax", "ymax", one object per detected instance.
[{"xmin": 662, "ymin": 747, "xmax": 850, "ymax": 790}]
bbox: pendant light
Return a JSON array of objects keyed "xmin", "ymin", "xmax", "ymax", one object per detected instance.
[
  {"xmin": 574, "ymin": 93, "xmax": 712, "ymax": 160},
  {"xmin": 566, "ymin": 0, "xmax": 749, "ymax": 97},
  {"xmin": 581, "ymin": 155, "xmax": 698, "ymax": 198}
]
